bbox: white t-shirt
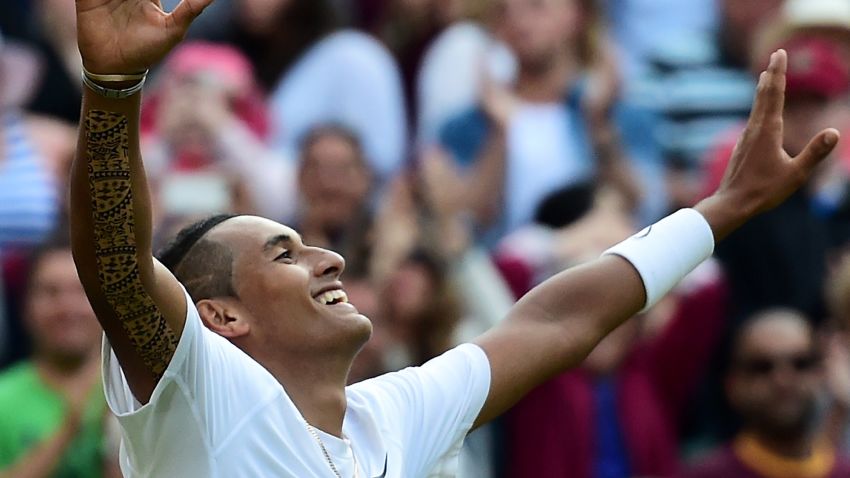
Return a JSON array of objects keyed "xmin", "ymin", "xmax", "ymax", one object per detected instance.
[
  {"xmin": 505, "ymin": 102, "xmax": 593, "ymax": 232},
  {"xmin": 101, "ymin": 289, "xmax": 491, "ymax": 477}
]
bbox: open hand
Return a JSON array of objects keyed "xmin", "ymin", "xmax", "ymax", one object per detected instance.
[
  {"xmin": 698, "ymin": 50, "xmax": 840, "ymax": 239},
  {"xmin": 75, "ymin": 0, "xmax": 213, "ymax": 74}
]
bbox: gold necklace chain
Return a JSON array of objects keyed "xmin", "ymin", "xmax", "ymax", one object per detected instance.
[{"xmin": 305, "ymin": 424, "xmax": 360, "ymax": 478}]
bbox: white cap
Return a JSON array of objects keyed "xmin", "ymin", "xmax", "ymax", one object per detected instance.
[{"xmin": 784, "ymin": 0, "xmax": 850, "ymax": 31}]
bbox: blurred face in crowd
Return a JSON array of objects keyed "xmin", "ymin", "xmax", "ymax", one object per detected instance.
[
  {"xmin": 726, "ymin": 310, "xmax": 823, "ymax": 440},
  {"xmin": 203, "ymin": 217, "xmax": 373, "ymax": 359},
  {"xmin": 720, "ymin": 0, "xmax": 783, "ymax": 65},
  {"xmin": 299, "ymin": 130, "xmax": 372, "ymax": 231},
  {"xmin": 25, "ymin": 249, "xmax": 101, "ymax": 361},
  {"xmin": 385, "ymin": 259, "xmax": 437, "ymax": 325},
  {"xmin": 239, "ymin": 0, "xmax": 292, "ymax": 34},
  {"xmin": 493, "ymin": 0, "xmax": 579, "ymax": 70}
]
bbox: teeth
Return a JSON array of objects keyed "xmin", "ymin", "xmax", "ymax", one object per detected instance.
[{"xmin": 317, "ymin": 289, "xmax": 348, "ymax": 305}]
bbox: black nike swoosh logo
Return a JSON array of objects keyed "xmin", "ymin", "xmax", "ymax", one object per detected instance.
[{"xmin": 372, "ymin": 454, "xmax": 388, "ymax": 478}]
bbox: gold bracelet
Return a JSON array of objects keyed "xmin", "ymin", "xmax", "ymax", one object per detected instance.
[{"xmin": 82, "ymin": 66, "xmax": 149, "ymax": 83}]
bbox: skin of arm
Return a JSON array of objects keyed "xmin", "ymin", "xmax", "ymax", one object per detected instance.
[
  {"xmin": 473, "ymin": 51, "xmax": 841, "ymax": 427},
  {"xmin": 69, "ymin": 0, "xmax": 212, "ymax": 403}
]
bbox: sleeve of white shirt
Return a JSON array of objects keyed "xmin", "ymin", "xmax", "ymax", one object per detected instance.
[
  {"xmin": 348, "ymin": 343, "xmax": 491, "ymax": 476},
  {"xmin": 101, "ymin": 287, "xmax": 280, "ymax": 476}
]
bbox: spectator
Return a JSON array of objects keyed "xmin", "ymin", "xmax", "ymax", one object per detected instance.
[
  {"xmin": 24, "ymin": 0, "xmax": 83, "ymax": 122},
  {"xmin": 678, "ymin": 309, "xmax": 850, "ymax": 478},
  {"xmin": 415, "ymin": 8, "xmax": 515, "ymax": 144},
  {"xmin": 823, "ymin": 254, "xmax": 850, "ymax": 450},
  {"xmin": 219, "ymin": 0, "xmax": 408, "ymax": 180},
  {"xmin": 634, "ymin": 0, "xmax": 783, "ymax": 210},
  {"xmin": 296, "ymin": 124, "xmax": 374, "ymax": 276},
  {"xmin": 373, "ymin": 0, "xmax": 490, "ymax": 127},
  {"xmin": 496, "ymin": 183, "xmax": 728, "ymax": 478},
  {"xmin": 140, "ymin": 42, "xmax": 296, "ymax": 241},
  {"xmin": 437, "ymin": 0, "xmax": 653, "ymax": 242},
  {"xmin": 0, "ymin": 33, "xmax": 61, "ymax": 253},
  {"xmin": 0, "ymin": 30, "xmax": 76, "ymax": 368},
  {"xmin": 702, "ymin": 32, "xmax": 850, "ymax": 322},
  {"xmin": 603, "ymin": 0, "xmax": 718, "ymax": 81},
  {"xmin": 782, "ymin": 0, "xmax": 850, "ymax": 63},
  {"xmin": 0, "ymin": 234, "xmax": 118, "ymax": 477}
]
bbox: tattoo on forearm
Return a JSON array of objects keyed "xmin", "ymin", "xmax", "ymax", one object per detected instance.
[{"xmin": 86, "ymin": 110, "xmax": 178, "ymax": 379}]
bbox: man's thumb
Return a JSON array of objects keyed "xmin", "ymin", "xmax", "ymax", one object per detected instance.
[{"xmin": 796, "ymin": 128, "xmax": 840, "ymax": 172}]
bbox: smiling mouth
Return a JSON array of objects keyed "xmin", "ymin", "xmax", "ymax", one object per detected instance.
[{"xmin": 314, "ymin": 289, "xmax": 349, "ymax": 306}]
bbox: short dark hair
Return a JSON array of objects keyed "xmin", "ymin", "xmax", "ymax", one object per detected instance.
[
  {"xmin": 726, "ymin": 308, "xmax": 814, "ymax": 377},
  {"xmin": 156, "ymin": 214, "xmax": 240, "ymax": 300},
  {"xmin": 298, "ymin": 123, "xmax": 367, "ymax": 167},
  {"xmin": 534, "ymin": 180, "xmax": 597, "ymax": 229}
]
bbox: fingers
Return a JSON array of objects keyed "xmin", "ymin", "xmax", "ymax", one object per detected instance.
[
  {"xmin": 171, "ymin": 0, "xmax": 214, "ymax": 31},
  {"xmin": 795, "ymin": 128, "xmax": 840, "ymax": 172},
  {"xmin": 750, "ymin": 49, "xmax": 787, "ymax": 127}
]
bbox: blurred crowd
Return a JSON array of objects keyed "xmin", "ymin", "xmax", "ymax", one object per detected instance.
[{"xmin": 3, "ymin": 0, "xmax": 850, "ymax": 477}]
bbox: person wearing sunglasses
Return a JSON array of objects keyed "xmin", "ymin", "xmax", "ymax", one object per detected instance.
[{"xmin": 679, "ymin": 308, "xmax": 850, "ymax": 478}]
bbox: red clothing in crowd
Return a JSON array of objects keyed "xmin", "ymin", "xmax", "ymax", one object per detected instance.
[{"xmin": 501, "ymin": 268, "xmax": 729, "ymax": 478}]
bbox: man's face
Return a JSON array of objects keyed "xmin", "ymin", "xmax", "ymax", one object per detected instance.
[
  {"xmin": 299, "ymin": 133, "xmax": 371, "ymax": 231},
  {"xmin": 494, "ymin": 0, "xmax": 578, "ymax": 69},
  {"xmin": 209, "ymin": 216, "xmax": 372, "ymax": 356},
  {"xmin": 25, "ymin": 249, "xmax": 101, "ymax": 359},
  {"xmin": 726, "ymin": 313, "xmax": 822, "ymax": 439}
]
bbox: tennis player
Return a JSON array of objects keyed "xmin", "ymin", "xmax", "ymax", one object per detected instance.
[{"xmin": 69, "ymin": 0, "xmax": 840, "ymax": 476}]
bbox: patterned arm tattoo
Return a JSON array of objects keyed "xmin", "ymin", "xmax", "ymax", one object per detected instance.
[{"xmin": 86, "ymin": 110, "xmax": 179, "ymax": 379}]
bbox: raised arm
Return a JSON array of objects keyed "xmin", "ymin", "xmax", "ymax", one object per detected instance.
[
  {"xmin": 69, "ymin": 0, "xmax": 211, "ymax": 403},
  {"xmin": 473, "ymin": 50, "xmax": 841, "ymax": 426}
]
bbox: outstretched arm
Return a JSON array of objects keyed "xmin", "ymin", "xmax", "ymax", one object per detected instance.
[
  {"xmin": 473, "ymin": 50, "xmax": 841, "ymax": 427},
  {"xmin": 70, "ymin": 0, "xmax": 211, "ymax": 403}
]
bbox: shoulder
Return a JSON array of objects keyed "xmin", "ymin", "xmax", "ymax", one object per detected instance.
[{"xmin": 348, "ymin": 344, "xmax": 490, "ymax": 403}]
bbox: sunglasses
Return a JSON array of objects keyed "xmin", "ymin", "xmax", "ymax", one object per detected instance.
[{"xmin": 734, "ymin": 353, "xmax": 821, "ymax": 377}]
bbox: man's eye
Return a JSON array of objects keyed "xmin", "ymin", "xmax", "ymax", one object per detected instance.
[{"xmin": 275, "ymin": 250, "xmax": 293, "ymax": 262}]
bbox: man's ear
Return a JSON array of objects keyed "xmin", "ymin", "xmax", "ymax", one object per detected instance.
[{"xmin": 196, "ymin": 298, "xmax": 250, "ymax": 339}]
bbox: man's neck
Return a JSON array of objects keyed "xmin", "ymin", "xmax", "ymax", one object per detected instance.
[
  {"xmin": 259, "ymin": 352, "xmax": 352, "ymax": 438},
  {"xmin": 34, "ymin": 349, "xmax": 98, "ymax": 390},
  {"xmin": 514, "ymin": 53, "xmax": 577, "ymax": 103}
]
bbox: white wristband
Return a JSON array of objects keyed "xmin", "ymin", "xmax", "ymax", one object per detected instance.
[{"xmin": 602, "ymin": 208, "xmax": 715, "ymax": 312}]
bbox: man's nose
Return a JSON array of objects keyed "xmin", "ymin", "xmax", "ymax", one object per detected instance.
[{"xmin": 310, "ymin": 247, "xmax": 346, "ymax": 278}]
